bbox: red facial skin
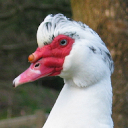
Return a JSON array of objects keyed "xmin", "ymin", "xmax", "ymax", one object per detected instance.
[{"xmin": 13, "ymin": 35, "xmax": 74, "ymax": 87}]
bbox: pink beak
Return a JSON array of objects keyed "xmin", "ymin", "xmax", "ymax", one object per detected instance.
[{"xmin": 13, "ymin": 58, "xmax": 54, "ymax": 87}]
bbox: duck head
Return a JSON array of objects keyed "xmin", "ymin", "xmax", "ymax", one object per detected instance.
[{"xmin": 13, "ymin": 14, "xmax": 114, "ymax": 87}]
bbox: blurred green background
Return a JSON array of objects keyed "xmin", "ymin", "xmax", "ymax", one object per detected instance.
[{"xmin": 0, "ymin": 0, "xmax": 71, "ymax": 119}]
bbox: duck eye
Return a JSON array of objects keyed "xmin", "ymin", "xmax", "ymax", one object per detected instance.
[{"xmin": 60, "ymin": 39, "xmax": 67, "ymax": 46}]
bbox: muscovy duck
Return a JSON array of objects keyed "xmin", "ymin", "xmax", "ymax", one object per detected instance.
[{"xmin": 13, "ymin": 14, "xmax": 114, "ymax": 128}]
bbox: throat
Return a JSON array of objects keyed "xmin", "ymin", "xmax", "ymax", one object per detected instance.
[{"xmin": 43, "ymin": 78, "xmax": 113, "ymax": 128}]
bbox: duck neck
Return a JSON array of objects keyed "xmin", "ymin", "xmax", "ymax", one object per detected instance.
[{"xmin": 43, "ymin": 77, "xmax": 113, "ymax": 128}]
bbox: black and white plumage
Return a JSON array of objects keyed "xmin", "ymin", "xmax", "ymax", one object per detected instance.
[{"xmin": 13, "ymin": 14, "xmax": 114, "ymax": 128}]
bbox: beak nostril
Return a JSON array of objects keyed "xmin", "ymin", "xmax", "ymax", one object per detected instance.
[{"xmin": 35, "ymin": 63, "xmax": 40, "ymax": 67}]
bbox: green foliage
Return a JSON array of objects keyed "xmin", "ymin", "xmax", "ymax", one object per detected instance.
[{"xmin": 0, "ymin": 82, "xmax": 59, "ymax": 119}]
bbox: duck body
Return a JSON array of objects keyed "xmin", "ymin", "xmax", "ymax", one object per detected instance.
[{"xmin": 13, "ymin": 14, "xmax": 114, "ymax": 128}]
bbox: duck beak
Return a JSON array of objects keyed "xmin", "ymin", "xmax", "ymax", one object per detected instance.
[{"xmin": 13, "ymin": 57, "xmax": 54, "ymax": 88}]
